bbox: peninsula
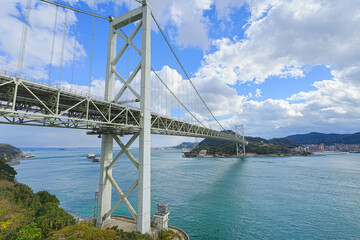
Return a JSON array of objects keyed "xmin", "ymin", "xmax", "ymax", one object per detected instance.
[
  {"xmin": 181, "ymin": 132, "xmax": 306, "ymax": 158},
  {"xmin": 0, "ymin": 143, "xmax": 36, "ymax": 165},
  {"xmin": 178, "ymin": 131, "xmax": 360, "ymax": 158}
]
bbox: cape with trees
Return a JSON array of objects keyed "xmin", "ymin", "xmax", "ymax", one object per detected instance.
[{"xmin": 182, "ymin": 130, "xmax": 303, "ymax": 157}]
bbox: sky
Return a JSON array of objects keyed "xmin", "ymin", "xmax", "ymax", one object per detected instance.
[{"xmin": 1, "ymin": 0, "xmax": 360, "ymax": 147}]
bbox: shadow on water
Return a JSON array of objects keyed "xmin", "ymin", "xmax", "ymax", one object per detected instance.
[{"xmin": 180, "ymin": 157, "xmax": 248, "ymax": 240}]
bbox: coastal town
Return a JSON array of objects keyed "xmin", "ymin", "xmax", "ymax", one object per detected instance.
[{"xmin": 293, "ymin": 144, "xmax": 360, "ymax": 153}]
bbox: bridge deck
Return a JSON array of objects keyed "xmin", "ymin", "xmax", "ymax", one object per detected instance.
[{"xmin": 0, "ymin": 74, "xmax": 242, "ymax": 142}]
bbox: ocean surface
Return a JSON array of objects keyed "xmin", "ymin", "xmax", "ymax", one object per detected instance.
[{"xmin": 14, "ymin": 149, "xmax": 360, "ymax": 239}]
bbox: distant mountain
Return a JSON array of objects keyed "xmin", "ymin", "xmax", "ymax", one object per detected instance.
[
  {"xmin": 340, "ymin": 132, "xmax": 360, "ymax": 144},
  {"xmin": 285, "ymin": 132, "xmax": 360, "ymax": 145},
  {"xmin": 270, "ymin": 138, "xmax": 301, "ymax": 148},
  {"xmin": 172, "ymin": 142, "xmax": 197, "ymax": 149}
]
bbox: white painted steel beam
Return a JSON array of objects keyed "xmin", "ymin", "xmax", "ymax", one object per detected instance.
[
  {"xmin": 112, "ymin": 7, "xmax": 143, "ymax": 29},
  {"xmin": 95, "ymin": 1, "xmax": 153, "ymax": 233},
  {"xmin": 96, "ymin": 16, "xmax": 117, "ymax": 227},
  {"xmin": 137, "ymin": 0, "xmax": 152, "ymax": 233},
  {"xmin": 235, "ymin": 124, "xmax": 246, "ymax": 156},
  {"xmin": 0, "ymin": 74, "xmax": 244, "ymax": 144},
  {"xmin": 97, "ymin": 134, "xmax": 113, "ymax": 225}
]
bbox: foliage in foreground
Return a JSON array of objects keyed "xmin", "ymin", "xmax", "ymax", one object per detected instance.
[
  {"xmin": 51, "ymin": 224, "xmax": 156, "ymax": 240},
  {"xmin": 51, "ymin": 225, "xmax": 181, "ymax": 240},
  {"xmin": 0, "ymin": 158, "xmax": 17, "ymax": 181},
  {"xmin": 0, "ymin": 159, "xmax": 76, "ymax": 239},
  {"xmin": 160, "ymin": 230, "xmax": 182, "ymax": 240},
  {"xmin": 49, "ymin": 223, "xmax": 120, "ymax": 240},
  {"xmin": 0, "ymin": 158, "xmax": 161, "ymax": 240}
]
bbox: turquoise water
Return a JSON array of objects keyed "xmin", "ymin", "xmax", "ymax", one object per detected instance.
[{"xmin": 14, "ymin": 149, "xmax": 360, "ymax": 239}]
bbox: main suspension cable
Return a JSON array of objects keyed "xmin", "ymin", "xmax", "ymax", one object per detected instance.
[
  {"xmin": 70, "ymin": 11, "xmax": 79, "ymax": 89},
  {"xmin": 40, "ymin": 0, "xmax": 109, "ymax": 20},
  {"xmin": 88, "ymin": 16, "xmax": 96, "ymax": 96},
  {"xmin": 17, "ymin": 0, "xmax": 32, "ymax": 75},
  {"xmin": 58, "ymin": 7, "xmax": 68, "ymax": 85},
  {"xmin": 48, "ymin": 5, "xmax": 58, "ymax": 84},
  {"xmin": 151, "ymin": 67, "xmax": 206, "ymax": 128},
  {"xmin": 151, "ymin": 13, "xmax": 225, "ymax": 131}
]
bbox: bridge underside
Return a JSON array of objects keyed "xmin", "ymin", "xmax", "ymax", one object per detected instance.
[{"xmin": 0, "ymin": 74, "xmax": 243, "ymax": 143}]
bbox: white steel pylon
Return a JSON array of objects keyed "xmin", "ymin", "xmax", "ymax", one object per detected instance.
[
  {"xmin": 96, "ymin": 0, "xmax": 152, "ymax": 234},
  {"xmin": 235, "ymin": 124, "xmax": 246, "ymax": 156}
]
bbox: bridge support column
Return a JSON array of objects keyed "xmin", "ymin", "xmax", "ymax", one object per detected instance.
[
  {"xmin": 96, "ymin": 7, "xmax": 117, "ymax": 227},
  {"xmin": 138, "ymin": 0, "xmax": 152, "ymax": 233},
  {"xmin": 96, "ymin": 134, "xmax": 113, "ymax": 226},
  {"xmin": 95, "ymin": 0, "xmax": 152, "ymax": 233},
  {"xmin": 235, "ymin": 124, "xmax": 246, "ymax": 156}
]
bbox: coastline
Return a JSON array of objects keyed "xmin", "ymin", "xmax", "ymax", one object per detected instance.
[
  {"xmin": 183, "ymin": 152, "xmax": 325, "ymax": 158},
  {"xmin": 5, "ymin": 153, "xmax": 37, "ymax": 165},
  {"xmin": 244, "ymin": 152, "xmax": 324, "ymax": 158},
  {"xmin": 5, "ymin": 147, "xmax": 360, "ymax": 239}
]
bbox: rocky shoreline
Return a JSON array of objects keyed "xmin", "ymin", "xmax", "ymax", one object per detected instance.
[
  {"xmin": 184, "ymin": 152, "xmax": 322, "ymax": 158},
  {"xmin": 6, "ymin": 153, "xmax": 37, "ymax": 165}
]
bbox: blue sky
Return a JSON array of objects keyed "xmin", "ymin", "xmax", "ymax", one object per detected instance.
[{"xmin": 1, "ymin": 0, "xmax": 360, "ymax": 147}]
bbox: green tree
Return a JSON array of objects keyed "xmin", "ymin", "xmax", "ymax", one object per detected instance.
[
  {"xmin": 2, "ymin": 183, "xmax": 40, "ymax": 211},
  {"xmin": 0, "ymin": 160, "xmax": 17, "ymax": 181},
  {"xmin": 36, "ymin": 202, "xmax": 76, "ymax": 237},
  {"xmin": 36, "ymin": 191, "xmax": 60, "ymax": 205},
  {"xmin": 15, "ymin": 222, "xmax": 42, "ymax": 240},
  {"xmin": 48, "ymin": 223, "xmax": 120, "ymax": 240}
]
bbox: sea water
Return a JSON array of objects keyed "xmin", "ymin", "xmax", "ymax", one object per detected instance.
[{"xmin": 14, "ymin": 149, "xmax": 360, "ymax": 239}]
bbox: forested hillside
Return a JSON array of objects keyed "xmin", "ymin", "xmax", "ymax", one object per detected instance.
[
  {"xmin": 172, "ymin": 142, "xmax": 197, "ymax": 149},
  {"xmin": 285, "ymin": 132, "xmax": 360, "ymax": 145},
  {"xmin": 0, "ymin": 155, "xmax": 76, "ymax": 239},
  {"xmin": 0, "ymin": 144, "xmax": 24, "ymax": 162},
  {"xmin": 183, "ymin": 131, "xmax": 300, "ymax": 157}
]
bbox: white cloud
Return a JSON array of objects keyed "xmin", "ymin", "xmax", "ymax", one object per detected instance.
[
  {"xmin": 186, "ymin": 0, "xmax": 360, "ymax": 138},
  {"xmin": 150, "ymin": 0, "xmax": 212, "ymax": 49},
  {"xmin": 255, "ymin": 88, "xmax": 262, "ymax": 98},
  {"xmin": 72, "ymin": 0, "xmax": 214, "ymax": 49},
  {"xmin": 213, "ymin": 0, "xmax": 245, "ymax": 20},
  {"xmin": 0, "ymin": 0, "xmax": 86, "ymax": 79},
  {"xmin": 197, "ymin": 0, "xmax": 360, "ymax": 85},
  {"xmin": 3, "ymin": 0, "xmax": 360, "ymax": 144}
]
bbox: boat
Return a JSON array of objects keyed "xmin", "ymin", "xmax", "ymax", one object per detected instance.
[
  {"xmin": 182, "ymin": 148, "xmax": 191, "ymax": 153},
  {"xmin": 86, "ymin": 153, "xmax": 101, "ymax": 162}
]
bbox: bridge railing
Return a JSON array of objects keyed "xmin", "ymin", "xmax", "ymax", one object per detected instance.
[{"xmin": 0, "ymin": 69, "xmax": 105, "ymax": 101}]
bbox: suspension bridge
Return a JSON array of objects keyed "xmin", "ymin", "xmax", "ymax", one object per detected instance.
[{"xmin": 0, "ymin": 0, "xmax": 245, "ymax": 234}]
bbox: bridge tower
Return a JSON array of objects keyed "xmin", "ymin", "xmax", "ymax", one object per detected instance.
[
  {"xmin": 96, "ymin": 0, "xmax": 152, "ymax": 234},
  {"xmin": 235, "ymin": 125, "xmax": 246, "ymax": 156}
]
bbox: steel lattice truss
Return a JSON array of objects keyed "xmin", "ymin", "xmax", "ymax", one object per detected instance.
[{"xmin": 0, "ymin": 74, "xmax": 243, "ymax": 143}]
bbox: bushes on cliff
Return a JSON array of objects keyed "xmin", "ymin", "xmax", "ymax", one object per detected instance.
[
  {"xmin": 49, "ymin": 224, "xmax": 156, "ymax": 240},
  {"xmin": 0, "ymin": 158, "xmax": 17, "ymax": 181},
  {"xmin": 36, "ymin": 202, "xmax": 76, "ymax": 237},
  {"xmin": 0, "ymin": 162, "xmax": 75, "ymax": 239},
  {"xmin": 0, "ymin": 155, "xmax": 157, "ymax": 240},
  {"xmin": 36, "ymin": 191, "xmax": 60, "ymax": 205},
  {"xmin": 11, "ymin": 222, "xmax": 42, "ymax": 240},
  {"xmin": 49, "ymin": 223, "xmax": 120, "ymax": 240}
]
